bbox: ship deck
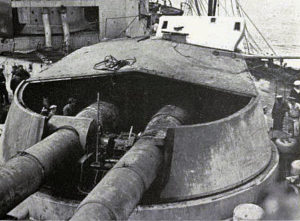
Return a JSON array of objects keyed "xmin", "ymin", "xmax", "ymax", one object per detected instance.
[{"xmin": 0, "ymin": 50, "xmax": 65, "ymax": 64}]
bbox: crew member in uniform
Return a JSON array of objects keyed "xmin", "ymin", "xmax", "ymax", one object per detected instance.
[
  {"xmin": 48, "ymin": 105, "xmax": 57, "ymax": 118},
  {"xmin": 63, "ymin": 97, "xmax": 77, "ymax": 116},
  {"xmin": 40, "ymin": 97, "xmax": 50, "ymax": 116},
  {"xmin": 10, "ymin": 65, "xmax": 30, "ymax": 94},
  {"xmin": 290, "ymin": 80, "xmax": 300, "ymax": 104},
  {"xmin": 287, "ymin": 96, "xmax": 300, "ymax": 136},
  {"xmin": 272, "ymin": 95, "xmax": 288, "ymax": 131},
  {"xmin": 0, "ymin": 68, "xmax": 9, "ymax": 105}
]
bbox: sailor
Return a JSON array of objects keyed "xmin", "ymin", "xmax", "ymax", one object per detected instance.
[
  {"xmin": 263, "ymin": 106, "xmax": 269, "ymax": 126},
  {"xmin": 40, "ymin": 97, "xmax": 50, "ymax": 116},
  {"xmin": 272, "ymin": 95, "xmax": 287, "ymax": 131},
  {"xmin": 10, "ymin": 65, "xmax": 18, "ymax": 94},
  {"xmin": 17, "ymin": 65, "xmax": 30, "ymax": 80},
  {"xmin": 287, "ymin": 96, "xmax": 300, "ymax": 136},
  {"xmin": 48, "ymin": 105, "xmax": 57, "ymax": 118},
  {"xmin": 0, "ymin": 67, "xmax": 9, "ymax": 105},
  {"xmin": 290, "ymin": 80, "xmax": 300, "ymax": 104},
  {"xmin": 10, "ymin": 65, "xmax": 30, "ymax": 94},
  {"xmin": 152, "ymin": 18, "xmax": 160, "ymax": 34},
  {"xmin": 63, "ymin": 97, "xmax": 77, "ymax": 116}
]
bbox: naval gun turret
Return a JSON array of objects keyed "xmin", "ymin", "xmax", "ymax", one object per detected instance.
[
  {"xmin": 0, "ymin": 38, "xmax": 279, "ymax": 220},
  {"xmin": 0, "ymin": 101, "xmax": 119, "ymax": 216},
  {"xmin": 0, "ymin": 98, "xmax": 189, "ymax": 219},
  {"xmin": 71, "ymin": 105, "xmax": 190, "ymax": 220}
]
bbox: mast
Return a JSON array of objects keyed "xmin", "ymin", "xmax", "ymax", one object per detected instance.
[
  {"xmin": 213, "ymin": 0, "xmax": 217, "ymax": 15},
  {"xmin": 208, "ymin": 0, "xmax": 213, "ymax": 15},
  {"xmin": 208, "ymin": 0, "xmax": 216, "ymax": 16}
]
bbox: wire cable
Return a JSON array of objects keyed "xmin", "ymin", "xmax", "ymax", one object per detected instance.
[
  {"xmin": 236, "ymin": 0, "xmax": 277, "ymax": 55},
  {"xmin": 245, "ymin": 26, "xmax": 263, "ymax": 53},
  {"xmin": 230, "ymin": 0, "xmax": 235, "ymax": 16},
  {"xmin": 116, "ymin": 15, "xmax": 139, "ymax": 38}
]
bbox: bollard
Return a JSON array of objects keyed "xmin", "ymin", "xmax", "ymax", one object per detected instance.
[{"xmin": 233, "ymin": 203, "xmax": 264, "ymax": 221}]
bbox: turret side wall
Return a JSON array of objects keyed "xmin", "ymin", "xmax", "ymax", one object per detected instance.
[
  {"xmin": 0, "ymin": 84, "xmax": 45, "ymax": 164},
  {"xmin": 130, "ymin": 144, "xmax": 278, "ymax": 220},
  {"xmin": 158, "ymin": 96, "xmax": 272, "ymax": 201}
]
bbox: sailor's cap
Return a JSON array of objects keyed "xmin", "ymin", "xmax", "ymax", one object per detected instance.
[
  {"xmin": 276, "ymin": 95, "xmax": 283, "ymax": 98},
  {"xmin": 68, "ymin": 97, "xmax": 76, "ymax": 103},
  {"xmin": 50, "ymin": 105, "xmax": 57, "ymax": 109},
  {"xmin": 294, "ymin": 80, "xmax": 300, "ymax": 86}
]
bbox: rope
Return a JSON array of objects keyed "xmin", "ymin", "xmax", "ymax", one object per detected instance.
[
  {"xmin": 202, "ymin": 0, "xmax": 209, "ymax": 14},
  {"xmin": 181, "ymin": 2, "xmax": 194, "ymax": 15},
  {"xmin": 189, "ymin": 0, "xmax": 199, "ymax": 15},
  {"xmin": 116, "ymin": 15, "xmax": 139, "ymax": 38},
  {"xmin": 218, "ymin": 0, "xmax": 274, "ymax": 55},
  {"xmin": 236, "ymin": 0, "xmax": 277, "ymax": 55},
  {"xmin": 248, "ymin": 42, "xmax": 260, "ymax": 54},
  {"xmin": 93, "ymin": 55, "xmax": 136, "ymax": 71},
  {"xmin": 193, "ymin": 0, "xmax": 201, "ymax": 15},
  {"xmin": 185, "ymin": 1, "xmax": 194, "ymax": 15},
  {"xmin": 198, "ymin": 0, "xmax": 207, "ymax": 14},
  {"xmin": 244, "ymin": 35, "xmax": 250, "ymax": 54},
  {"xmin": 235, "ymin": 0, "xmax": 242, "ymax": 17},
  {"xmin": 230, "ymin": 0, "xmax": 235, "ymax": 15},
  {"xmin": 172, "ymin": 43, "xmax": 192, "ymax": 59},
  {"xmin": 217, "ymin": 0, "xmax": 229, "ymax": 15},
  {"xmin": 245, "ymin": 27, "xmax": 263, "ymax": 53}
]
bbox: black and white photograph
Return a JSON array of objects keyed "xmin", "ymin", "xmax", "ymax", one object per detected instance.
[{"xmin": 0, "ymin": 0, "xmax": 299, "ymax": 220}]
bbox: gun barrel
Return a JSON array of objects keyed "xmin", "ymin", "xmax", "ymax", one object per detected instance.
[
  {"xmin": 0, "ymin": 101, "xmax": 119, "ymax": 218},
  {"xmin": 71, "ymin": 105, "xmax": 189, "ymax": 220},
  {"xmin": 0, "ymin": 128, "xmax": 80, "ymax": 217}
]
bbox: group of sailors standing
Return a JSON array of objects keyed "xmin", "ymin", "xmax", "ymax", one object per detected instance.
[
  {"xmin": 40, "ymin": 97, "xmax": 77, "ymax": 118},
  {"xmin": 272, "ymin": 80, "xmax": 300, "ymax": 136},
  {"xmin": 0, "ymin": 65, "xmax": 30, "ymax": 105}
]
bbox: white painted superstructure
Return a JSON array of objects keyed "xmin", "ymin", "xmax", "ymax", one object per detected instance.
[{"xmin": 156, "ymin": 16, "xmax": 246, "ymax": 51}]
